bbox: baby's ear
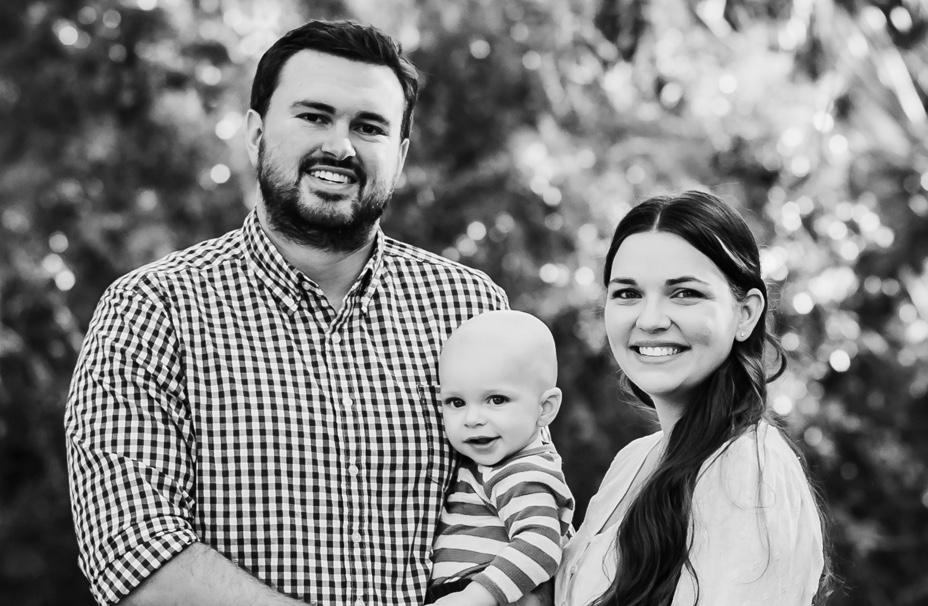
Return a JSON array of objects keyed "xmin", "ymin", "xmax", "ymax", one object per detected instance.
[{"xmin": 537, "ymin": 387, "xmax": 562, "ymax": 427}]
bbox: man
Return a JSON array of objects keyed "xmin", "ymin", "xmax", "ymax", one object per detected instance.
[{"xmin": 65, "ymin": 20, "xmax": 517, "ymax": 606}]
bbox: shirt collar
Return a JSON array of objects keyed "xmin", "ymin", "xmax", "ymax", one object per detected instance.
[{"xmin": 241, "ymin": 210, "xmax": 388, "ymax": 314}]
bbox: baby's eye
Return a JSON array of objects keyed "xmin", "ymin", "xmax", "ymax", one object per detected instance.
[
  {"xmin": 488, "ymin": 395, "xmax": 509, "ymax": 405},
  {"xmin": 443, "ymin": 398, "xmax": 465, "ymax": 409}
]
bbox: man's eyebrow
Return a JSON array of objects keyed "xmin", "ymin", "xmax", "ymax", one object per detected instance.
[
  {"xmin": 290, "ymin": 101, "xmax": 335, "ymax": 113},
  {"xmin": 290, "ymin": 102, "xmax": 391, "ymax": 128},
  {"xmin": 356, "ymin": 111, "xmax": 391, "ymax": 128}
]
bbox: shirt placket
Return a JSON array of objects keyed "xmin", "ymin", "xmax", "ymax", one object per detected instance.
[{"xmin": 328, "ymin": 316, "xmax": 368, "ymax": 606}]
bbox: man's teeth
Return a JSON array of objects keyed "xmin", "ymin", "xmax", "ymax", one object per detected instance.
[
  {"xmin": 638, "ymin": 346, "xmax": 681, "ymax": 357},
  {"xmin": 311, "ymin": 170, "xmax": 350, "ymax": 184}
]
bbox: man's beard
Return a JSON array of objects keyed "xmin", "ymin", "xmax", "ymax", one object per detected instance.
[{"xmin": 257, "ymin": 141, "xmax": 393, "ymax": 252}]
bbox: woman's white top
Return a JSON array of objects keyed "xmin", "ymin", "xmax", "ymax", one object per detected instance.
[{"xmin": 555, "ymin": 423, "xmax": 824, "ymax": 606}]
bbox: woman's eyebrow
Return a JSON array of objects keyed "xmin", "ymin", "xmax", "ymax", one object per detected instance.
[
  {"xmin": 666, "ymin": 276, "xmax": 710, "ymax": 286},
  {"xmin": 608, "ymin": 277, "xmax": 637, "ymax": 285}
]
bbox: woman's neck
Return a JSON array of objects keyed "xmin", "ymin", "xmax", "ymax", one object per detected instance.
[{"xmin": 652, "ymin": 397, "xmax": 685, "ymax": 447}]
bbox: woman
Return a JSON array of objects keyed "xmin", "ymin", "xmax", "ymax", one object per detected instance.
[{"xmin": 556, "ymin": 191, "xmax": 830, "ymax": 605}]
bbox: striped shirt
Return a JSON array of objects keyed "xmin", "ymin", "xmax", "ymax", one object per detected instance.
[
  {"xmin": 430, "ymin": 444, "xmax": 574, "ymax": 604},
  {"xmin": 64, "ymin": 210, "xmax": 508, "ymax": 606}
]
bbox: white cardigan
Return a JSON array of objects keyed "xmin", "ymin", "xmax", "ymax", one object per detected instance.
[{"xmin": 555, "ymin": 423, "xmax": 824, "ymax": 606}]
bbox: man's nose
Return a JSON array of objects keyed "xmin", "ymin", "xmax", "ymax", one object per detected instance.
[{"xmin": 320, "ymin": 122, "xmax": 356, "ymax": 161}]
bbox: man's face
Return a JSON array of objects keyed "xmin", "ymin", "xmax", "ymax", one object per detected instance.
[{"xmin": 249, "ymin": 49, "xmax": 409, "ymax": 252}]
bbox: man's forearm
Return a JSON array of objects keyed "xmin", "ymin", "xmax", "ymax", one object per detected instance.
[{"xmin": 118, "ymin": 543, "xmax": 306, "ymax": 606}]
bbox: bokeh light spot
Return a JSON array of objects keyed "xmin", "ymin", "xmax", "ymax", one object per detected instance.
[
  {"xmin": 56, "ymin": 22, "xmax": 79, "ymax": 46},
  {"xmin": 773, "ymin": 395, "xmax": 793, "ymax": 415},
  {"xmin": 781, "ymin": 332, "xmax": 801, "ymax": 351},
  {"xmin": 829, "ymin": 349, "xmax": 851, "ymax": 372},
  {"xmin": 574, "ymin": 267, "xmax": 595, "ymax": 286},
  {"xmin": 210, "ymin": 164, "xmax": 231, "ymax": 184},
  {"xmin": 469, "ymin": 39, "xmax": 490, "ymax": 59},
  {"xmin": 49, "ymin": 232, "xmax": 69, "ymax": 253},
  {"xmin": 522, "ymin": 51, "xmax": 541, "ymax": 70},
  {"xmin": 466, "ymin": 221, "xmax": 487, "ymax": 242},
  {"xmin": 55, "ymin": 270, "xmax": 76, "ymax": 291},
  {"xmin": 792, "ymin": 292, "xmax": 814, "ymax": 314}
]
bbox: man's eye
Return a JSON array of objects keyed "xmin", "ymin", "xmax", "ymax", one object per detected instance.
[
  {"xmin": 298, "ymin": 113, "xmax": 325, "ymax": 123},
  {"xmin": 357, "ymin": 124, "xmax": 385, "ymax": 136}
]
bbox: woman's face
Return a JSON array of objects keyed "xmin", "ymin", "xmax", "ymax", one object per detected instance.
[{"xmin": 604, "ymin": 231, "xmax": 758, "ymax": 410}]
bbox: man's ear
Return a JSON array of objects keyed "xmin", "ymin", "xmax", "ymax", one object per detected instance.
[
  {"xmin": 394, "ymin": 138, "xmax": 410, "ymax": 185},
  {"xmin": 736, "ymin": 287, "xmax": 765, "ymax": 341},
  {"xmin": 536, "ymin": 387, "xmax": 562, "ymax": 428},
  {"xmin": 244, "ymin": 109, "xmax": 264, "ymax": 167}
]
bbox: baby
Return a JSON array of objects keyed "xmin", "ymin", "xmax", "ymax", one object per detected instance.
[{"xmin": 427, "ymin": 310, "xmax": 574, "ymax": 606}]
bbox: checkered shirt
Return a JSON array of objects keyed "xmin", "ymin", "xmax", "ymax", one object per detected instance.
[{"xmin": 65, "ymin": 210, "xmax": 508, "ymax": 606}]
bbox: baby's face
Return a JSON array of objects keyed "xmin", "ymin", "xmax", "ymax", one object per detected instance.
[{"xmin": 439, "ymin": 341, "xmax": 546, "ymax": 466}]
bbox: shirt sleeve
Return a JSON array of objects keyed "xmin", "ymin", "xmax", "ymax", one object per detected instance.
[
  {"xmin": 65, "ymin": 280, "xmax": 198, "ymax": 606},
  {"xmin": 673, "ymin": 426, "xmax": 825, "ymax": 606},
  {"xmin": 473, "ymin": 454, "xmax": 573, "ymax": 604}
]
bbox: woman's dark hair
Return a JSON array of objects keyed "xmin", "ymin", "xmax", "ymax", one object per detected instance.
[
  {"xmin": 250, "ymin": 19, "xmax": 419, "ymax": 140},
  {"xmin": 593, "ymin": 190, "xmax": 832, "ymax": 605}
]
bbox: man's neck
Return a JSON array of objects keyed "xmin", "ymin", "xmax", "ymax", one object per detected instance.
[{"xmin": 257, "ymin": 205, "xmax": 376, "ymax": 312}]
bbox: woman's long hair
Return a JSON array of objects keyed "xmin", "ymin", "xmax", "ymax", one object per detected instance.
[{"xmin": 592, "ymin": 190, "xmax": 831, "ymax": 606}]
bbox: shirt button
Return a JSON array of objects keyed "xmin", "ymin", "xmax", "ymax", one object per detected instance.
[
  {"xmin": 352, "ymin": 531, "xmax": 362, "ymax": 543},
  {"xmin": 348, "ymin": 464, "xmax": 359, "ymax": 476},
  {"xmin": 331, "ymin": 333, "xmax": 342, "ymax": 344},
  {"xmin": 354, "ymin": 600, "xmax": 364, "ymax": 606},
  {"xmin": 342, "ymin": 396, "xmax": 353, "ymax": 409}
]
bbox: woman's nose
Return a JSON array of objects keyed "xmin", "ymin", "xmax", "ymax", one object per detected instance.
[{"xmin": 635, "ymin": 297, "xmax": 671, "ymax": 331}]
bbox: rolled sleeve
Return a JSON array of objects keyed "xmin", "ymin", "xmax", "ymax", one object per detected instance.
[{"xmin": 65, "ymin": 280, "xmax": 197, "ymax": 605}]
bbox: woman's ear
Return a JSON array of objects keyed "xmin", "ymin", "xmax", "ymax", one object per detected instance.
[
  {"xmin": 736, "ymin": 287, "xmax": 765, "ymax": 341},
  {"xmin": 537, "ymin": 387, "xmax": 562, "ymax": 427}
]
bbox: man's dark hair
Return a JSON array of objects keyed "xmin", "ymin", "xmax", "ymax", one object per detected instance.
[{"xmin": 250, "ymin": 19, "xmax": 419, "ymax": 140}]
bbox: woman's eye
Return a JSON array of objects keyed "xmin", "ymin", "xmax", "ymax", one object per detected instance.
[
  {"xmin": 672, "ymin": 289, "xmax": 703, "ymax": 299},
  {"xmin": 610, "ymin": 288, "xmax": 639, "ymax": 300}
]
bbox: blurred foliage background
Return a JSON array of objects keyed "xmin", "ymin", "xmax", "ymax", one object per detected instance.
[{"xmin": 1, "ymin": 0, "xmax": 927, "ymax": 604}]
